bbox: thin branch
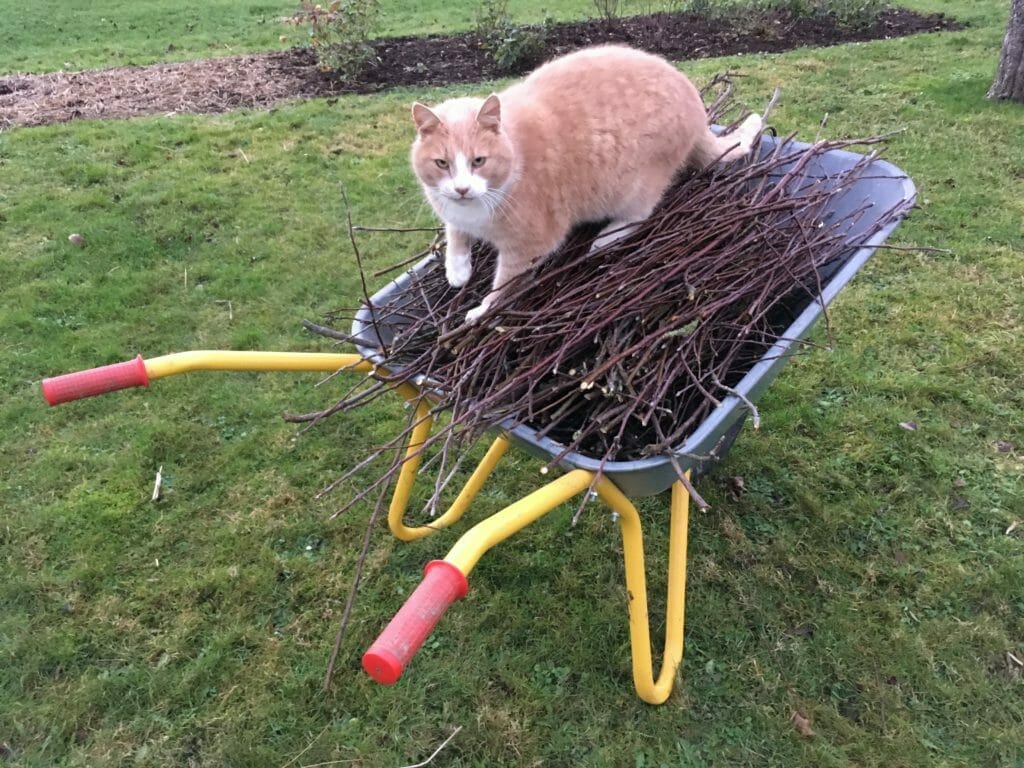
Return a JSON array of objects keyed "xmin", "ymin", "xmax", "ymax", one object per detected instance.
[
  {"xmin": 398, "ymin": 727, "xmax": 464, "ymax": 768},
  {"xmin": 710, "ymin": 372, "xmax": 762, "ymax": 430},
  {"xmin": 352, "ymin": 225, "xmax": 443, "ymax": 233},
  {"xmin": 279, "ymin": 724, "xmax": 330, "ymax": 768},
  {"xmin": 322, "ymin": 480, "xmax": 390, "ymax": 691}
]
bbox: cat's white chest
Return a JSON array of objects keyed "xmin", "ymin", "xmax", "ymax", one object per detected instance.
[{"xmin": 427, "ymin": 189, "xmax": 494, "ymax": 240}]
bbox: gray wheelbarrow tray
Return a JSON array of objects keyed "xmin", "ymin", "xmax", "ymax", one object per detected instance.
[{"xmin": 351, "ymin": 134, "xmax": 916, "ymax": 497}]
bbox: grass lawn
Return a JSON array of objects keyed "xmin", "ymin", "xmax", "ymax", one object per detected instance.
[
  {"xmin": 1, "ymin": 0, "xmax": 1023, "ymax": 765},
  {"xmin": 0, "ymin": 0, "xmax": 597, "ymax": 74}
]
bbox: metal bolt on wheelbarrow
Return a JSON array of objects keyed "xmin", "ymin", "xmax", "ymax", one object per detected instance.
[{"xmin": 42, "ymin": 136, "xmax": 915, "ymax": 704}]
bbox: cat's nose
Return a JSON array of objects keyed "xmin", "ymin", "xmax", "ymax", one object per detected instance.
[{"xmin": 454, "ymin": 187, "xmax": 470, "ymax": 198}]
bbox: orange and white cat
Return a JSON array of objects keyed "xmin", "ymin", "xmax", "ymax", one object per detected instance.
[{"xmin": 410, "ymin": 45, "xmax": 763, "ymax": 323}]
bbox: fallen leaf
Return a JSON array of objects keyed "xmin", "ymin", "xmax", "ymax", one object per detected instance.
[
  {"xmin": 952, "ymin": 477, "xmax": 967, "ymax": 488},
  {"xmin": 893, "ymin": 550, "xmax": 908, "ymax": 565},
  {"xmin": 949, "ymin": 497, "xmax": 970, "ymax": 511},
  {"xmin": 899, "ymin": 421, "xmax": 918, "ymax": 431},
  {"xmin": 791, "ymin": 710, "xmax": 815, "ymax": 738}
]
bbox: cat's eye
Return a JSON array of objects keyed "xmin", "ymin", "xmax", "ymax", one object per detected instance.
[
  {"xmin": 434, "ymin": 158, "xmax": 449, "ymax": 170},
  {"xmin": 471, "ymin": 156, "xmax": 487, "ymax": 168}
]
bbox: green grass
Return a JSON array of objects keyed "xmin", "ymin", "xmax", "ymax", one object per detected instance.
[
  {"xmin": 2, "ymin": 0, "xmax": 1023, "ymax": 765},
  {"xmin": 0, "ymin": 0, "xmax": 597, "ymax": 73}
]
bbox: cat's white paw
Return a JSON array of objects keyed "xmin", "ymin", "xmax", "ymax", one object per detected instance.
[
  {"xmin": 464, "ymin": 303, "xmax": 489, "ymax": 324},
  {"xmin": 446, "ymin": 255, "xmax": 472, "ymax": 287},
  {"xmin": 742, "ymin": 112, "xmax": 764, "ymax": 132},
  {"xmin": 738, "ymin": 113, "xmax": 764, "ymax": 149},
  {"xmin": 591, "ymin": 222, "xmax": 638, "ymax": 252}
]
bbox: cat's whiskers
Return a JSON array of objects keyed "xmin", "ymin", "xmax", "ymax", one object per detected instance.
[{"xmin": 492, "ymin": 193, "xmax": 531, "ymax": 232}]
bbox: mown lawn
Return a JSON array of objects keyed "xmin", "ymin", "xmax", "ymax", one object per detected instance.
[
  {"xmin": 0, "ymin": 0, "xmax": 597, "ymax": 73},
  {"xmin": 1, "ymin": 1, "xmax": 1022, "ymax": 766}
]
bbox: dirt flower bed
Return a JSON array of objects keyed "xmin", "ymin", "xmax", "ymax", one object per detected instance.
[{"xmin": 0, "ymin": 7, "xmax": 960, "ymax": 128}]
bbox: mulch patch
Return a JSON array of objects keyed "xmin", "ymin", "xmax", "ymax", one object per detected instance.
[{"xmin": 0, "ymin": 7, "xmax": 961, "ymax": 128}]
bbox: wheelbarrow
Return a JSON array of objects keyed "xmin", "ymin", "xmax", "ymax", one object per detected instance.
[{"xmin": 41, "ymin": 135, "xmax": 915, "ymax": 704}]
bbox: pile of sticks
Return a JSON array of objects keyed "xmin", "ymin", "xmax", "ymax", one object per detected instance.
[{"xmin": 299, "ymin": 96, "xmax": 911, "ymax": 517}]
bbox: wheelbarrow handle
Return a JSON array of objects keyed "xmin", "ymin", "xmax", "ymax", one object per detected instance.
[
  {"xmin": 362, "ymin": 560, "xmax": 468, "ymax": 685},
  {"xmin": 42, "ymin": 351, "xmax": 374, "ymax": 406},
  {"xmin": 41, "ymin": 355, "xmax": 150, "ymax": 405}
]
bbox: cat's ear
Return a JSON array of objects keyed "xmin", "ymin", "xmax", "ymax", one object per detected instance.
[
  {"xmin": 476, "ymin": 94, "xmax": 502, "ymax": 131},
  {"xmin": 412, "ymin": 102, "xmax": 441, "ymax": 135}
]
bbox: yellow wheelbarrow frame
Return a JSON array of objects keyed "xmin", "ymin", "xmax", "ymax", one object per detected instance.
[{"xmin": 43, "ymin": 349, "xmax": 691, "ymax": 704}]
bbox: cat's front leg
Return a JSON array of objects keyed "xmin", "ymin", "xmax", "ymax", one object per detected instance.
[
  {"xmin": 444, "ymin": 224, "xmax": 474, "ymax": 288},
  {"xmin": 464, "ymin": 247, "xmax": 533, "ymax": 324},
  {"xmin": 464, "ymin": 297, "xmax": 494, "ymax": 325}
]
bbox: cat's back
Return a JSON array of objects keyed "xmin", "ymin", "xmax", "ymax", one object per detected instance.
[
  {"xmin": 521, "ymin": 46, "xmax": 687, "ymax": 93},
  {"xmin": 505, "ymin": 46, "xmax": 699, "ymax": 121},
  {"xmin": 500, "ymin": 45, "xmax": 706, "ymax": 169}
]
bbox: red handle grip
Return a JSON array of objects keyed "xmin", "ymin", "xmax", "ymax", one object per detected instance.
[
  {"xmin": 362, "ymin": 560, "xmax": 468, "ymax": 685},
  {"xmin": 41, "ymin": 355, "xmax": 150, "ymax": 405}
]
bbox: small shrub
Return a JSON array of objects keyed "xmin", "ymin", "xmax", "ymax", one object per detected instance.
[
  {"xmin": 668, "ymin": 0, "xmax": 887, "ymax": 27},
  {"xmin": 474, "ymin": 0, "xmax": 550, "ymax": 73},
  {"xmin": 629, "ymin": 0, "xmax": 661, "ymax": 15},
  {"xmin": 767, "ymin": 0, "xmax": 888, "ymax": 29},
  {"xmin": 287, "ymin": 0, "xmax": 380, "ymax": 79},
  {"xmin": 817, "ymin": 0, "xmax": 888, "ymax": 29},
  {"xmin": 592, "ymin": 0, "xmax": 623, "ymax": 22},
  {"xmin": 681, "ymin": 0, "xmax": 735, "ymax": 17}
]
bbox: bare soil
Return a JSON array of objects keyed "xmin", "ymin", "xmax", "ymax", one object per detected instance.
[{"xmin": 0, "ymin": 8, "xmax": 960, "ymax": 128}]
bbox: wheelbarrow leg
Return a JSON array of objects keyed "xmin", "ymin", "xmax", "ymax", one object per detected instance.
[
  {"xmin": 387, "ymin": 417, "xmax": 511, "ymax": 542},
  {"xmin": 597, "ymin": 477, "xmax": 690, "ymax": 704}
]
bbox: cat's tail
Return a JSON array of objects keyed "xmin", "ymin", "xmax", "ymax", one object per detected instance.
[{"xmin": 692, "ymin": 113, "xmax": 764, "ymax": 168}]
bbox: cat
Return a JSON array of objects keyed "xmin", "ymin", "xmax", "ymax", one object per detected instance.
[{"xmin": 410, "ymin": 44, "xmax": 764, "ymax": 323}]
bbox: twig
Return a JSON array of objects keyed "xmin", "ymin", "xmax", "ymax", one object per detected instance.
[
  {"xmin": 339, "ymin": 182, "xmax": 381, "ymax": 347},
  {"xmin": 322, "ymin": 480, "xmax": 388, "ymax": 690},
  {"xmin": 710, "ymin": 372, "xmax": 762, "ymax": 430},
  {"xmin": 398, "ymin": 727, "xmax": 463, "ymax": 768},
  {"xmin": 151, "ymin": 465, "xmax": 163, "ymax": 502},
  {"xmin": 352, "ymin": 225, "xmax": 443, "ymax": 233},
  {"xmin": 279, "ymin": 724, "xmax": 330, "ymax": 768}
]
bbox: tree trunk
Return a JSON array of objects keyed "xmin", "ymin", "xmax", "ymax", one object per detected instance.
[{"xmin": 989, "ymin": 0, "xmax": 1024, "ymax": 101}]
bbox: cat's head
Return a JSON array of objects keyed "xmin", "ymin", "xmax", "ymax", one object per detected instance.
[{"xmin": 410, "ymin": 95, "xmax": 516, "ymax": 209}]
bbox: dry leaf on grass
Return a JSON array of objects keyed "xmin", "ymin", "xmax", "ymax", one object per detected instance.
[{"xmin": 791, "ymin": 710, "xmax": 815, "ymax": 738}]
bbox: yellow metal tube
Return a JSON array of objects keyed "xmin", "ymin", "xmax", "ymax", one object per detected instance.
[
  {"xmin": 444, "ymin": 469, "xmax": 596, "ymax": 574},
  {"xmin": 436, "ymin": 469, "xmax": 690, "ymax": 704},
  {"xmin": 597, "ymin": 477, "xmax": 690, "ymax": 705},
  {"xmin": 442, "ymin": 435, "xmax": 511, "ymax": 520},
  {"xmin": 386, "ymin": 394, "xmax": 435, "ymax": 542},
  {"xmin": 143, "ymin": 350, "xmax": 372, "ymax": 379},
  {"xmin": 388, "ymin": 434, "xmax": 511, "ymax": 542}
]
